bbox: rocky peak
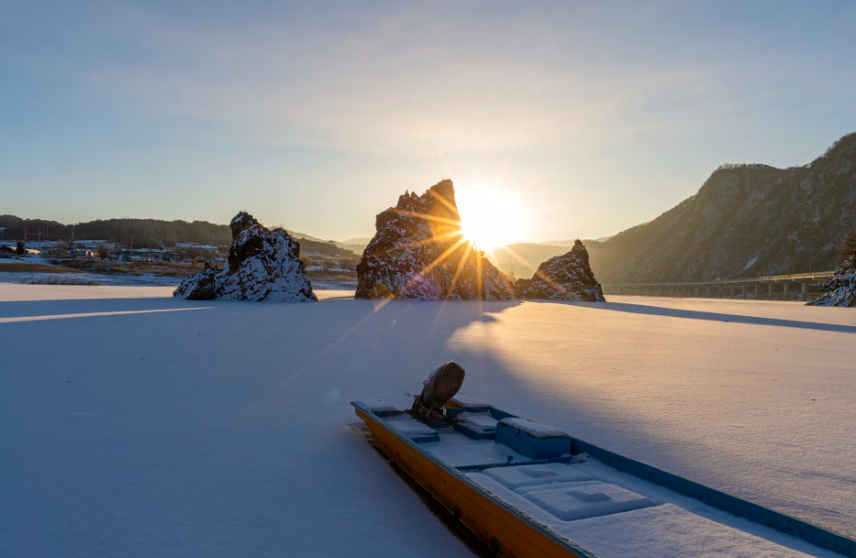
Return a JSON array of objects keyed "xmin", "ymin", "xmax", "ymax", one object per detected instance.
[
  {"xmin": 230, "ymin": 211, "xmax": 263, "ymax": 239},
  {"xmin": 174, "ymin": 211, "xmax": 316, "ymax": 302},
  {"xmin": 356, "ymin": 180, "xmax": 514, "ymax": 301}
]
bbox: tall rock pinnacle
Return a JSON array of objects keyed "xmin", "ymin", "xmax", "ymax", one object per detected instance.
[{"xmin": 355, "ymin": 180, "xmax": 514, "ymax": 300}]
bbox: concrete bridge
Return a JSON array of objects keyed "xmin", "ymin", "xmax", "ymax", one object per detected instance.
[{"xmin": 602, "ymin": 271, "xmax": 836, "ymax": 302}]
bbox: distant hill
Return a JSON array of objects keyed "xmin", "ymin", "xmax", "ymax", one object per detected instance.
[
  {"xmin": 0, "ymin": 215, "xmax": 359, "ymax": 258},
  {"xmin": 586, "ymin": 132, "xmax": 856, "ymax": 283},
  {"xmin": 290, "ymin": 236, "xmax": 359, "ymax": 258},
  {"xmin": 0, "ymin": 215, "xmax": 233, "ymax": 247},
  {"xmin": 284, "ymin": 232, "xmax": 359, "ymax": 257},
  {"xmin": 537, "ymin": 240, "xmax": 579, "ymax": 248},
  {"xmin": 335, "ymin": 237, "xmax": 371, "ymax": 255},
  {"xmin": 488, "ymin": 243, "xmax": 568, "ymax": 279}
]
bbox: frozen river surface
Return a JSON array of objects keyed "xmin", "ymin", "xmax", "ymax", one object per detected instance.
[{"xmin": 1, "ymin": 284, "xmax": 854, "ymax": 557}]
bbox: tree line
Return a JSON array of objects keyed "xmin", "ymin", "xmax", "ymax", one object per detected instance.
[
  {"xmin": 0, "ymin": 214, "xmax": 359, "ymax": 257},
  {"xmin": 0, "ymin": 215, "xmax": 232, "ymax": 247}
]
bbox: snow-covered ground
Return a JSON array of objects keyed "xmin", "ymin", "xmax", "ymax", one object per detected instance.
[
  {"xmin": 0, "ymin": 256, "xmax": 356, "ymax": 289},
  {"xmin": 0, "ymin": 270, "xmax": 181, "ymax": 287},
  {"xmin": 0, "ymin": 257, "xmax": 183, "ymax": 287},
  {"xmin": 1, "ymin": 285, "xmax": 854, "ymax": 557}
]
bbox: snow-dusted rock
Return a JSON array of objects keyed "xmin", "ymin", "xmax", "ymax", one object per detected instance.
[
  {"xmin": 174, "ymin": 212, "xmax": 317, "ymax": 302},
  {"xmin": 174, "ymin": 261, "xmax": 218, "ymax": 300},
  {"xmin": 355, "ymin": 179, "xmax": 514, "ymax": 300},
  {"xmin": 515, "ymin": 240, "xmax": 605, "ymax": 301},
  {"xmin": 808, "ymin": 255, "xmax": 856, "ymax": 307}
]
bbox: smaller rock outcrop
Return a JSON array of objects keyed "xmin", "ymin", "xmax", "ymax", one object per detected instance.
[
  {"xmin": 174, "ymin": 212, "xmax": 317, "ymax": 302},
  {"xmin": 175, "ymin": 261, "xmax": 219, "ymax": 300},
  {"xmin": 515, "ymin": 240, "xmax": 605, "ymax": 301},
  {"xmin": 356, "ymin": 180, "xmax": 514, "ymax": 301},
  {"xmin": 809, "ymin": 236, "xmax": 856, "ymax": 307}
]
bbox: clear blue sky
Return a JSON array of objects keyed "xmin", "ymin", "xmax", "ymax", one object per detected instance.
[{"xmin": 1, "ymin": 1, "xmax": 855, "ymax": 241}]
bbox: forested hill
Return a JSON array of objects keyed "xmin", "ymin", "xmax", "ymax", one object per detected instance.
[
  {"xmin": 0, "ymin": 215, "xmax": 357, "ymax": 257},
  {"xmin": 0, "ymin": 215, "xmax": 232, "ymax": 246},
  {"xmin": 586, "ymin": 132, "xmax": 856, "ymax": 283}
]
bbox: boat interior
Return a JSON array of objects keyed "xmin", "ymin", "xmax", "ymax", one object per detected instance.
[{"xmin": 353, "ymin": 397, "xmax": 846, "ymax": 558}]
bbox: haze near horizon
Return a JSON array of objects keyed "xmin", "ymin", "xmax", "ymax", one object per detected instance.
[{"xmin": 2, "ymin": 1, "xmax": 855, "ymax": 243}]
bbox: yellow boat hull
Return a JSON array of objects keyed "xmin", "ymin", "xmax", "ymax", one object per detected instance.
[{"xmin": 355, "ymin": 407, "xmax": 589, "ymax": 558}]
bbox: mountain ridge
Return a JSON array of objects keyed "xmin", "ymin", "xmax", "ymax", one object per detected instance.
[{"xmin": 584, "ymin": 132, "xmax": 856, "ymax": 283}]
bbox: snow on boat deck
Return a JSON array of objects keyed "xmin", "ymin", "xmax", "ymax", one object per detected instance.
[
  {"xmin": 1, "ymin": 283, "xmax": 854, "ymax": 557},
  {"xmin": 370, "ymin": 407, "xmax": 842, "ymax": 557}
]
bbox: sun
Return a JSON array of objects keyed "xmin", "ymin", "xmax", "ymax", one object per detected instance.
[{"xmin": 455, "ymin": 185, "xmax": 524, "ymax": 252}]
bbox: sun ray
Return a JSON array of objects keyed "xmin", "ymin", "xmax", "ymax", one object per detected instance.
[
  {"xmin": 476, "ymin": 246, "xmax": 484, "ymax": 299},
  {"xmin": 392, "ymin": 208, "xmax": 462, "ymax": 228},
  {"xmin": 492, "ymin": 244, "xmax": 535, "ymax": 276},
  {"xmin": 446, "ymin": 240, "xmax": 474, "ymax": 299},
  {"xmin": 427, "ymin": 187, "xmax": 462, "ymax": 217},
  {"xmin": 429, "ymin": 238, "xmax": 480, "ymax": 338},
  {"xmin": 398, "ymin": 236, "xmax": 470, "ymax": 297},
  {"xmin": 392, "ymin": 230, "xmax": 463, "ymax": 251},
  {"xmin": 364, "ymin": 230, "xmax": 464, "ymax": 264},
  {"xmin": 533, "ymin": 268, "xmax": 570, "ymax": 297},
  {"xmin": 239, "ymin": 297, "xmax": 394, "ymax": 419},
  {"xmin": 415, "ymin": 236, "xmax": 470, "ymax": 279},
  {"xmin": 484, "ymin": 246, "xmax": 540, "ymax": 296},
  {"xmin": 501, "ymin": 246, "xmax": 570, "ymax": 297},
  {"xmin": 428, "ymin": 252, "xmax": 470, "ymax": 337}
]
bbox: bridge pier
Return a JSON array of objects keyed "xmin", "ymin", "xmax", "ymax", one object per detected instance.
[
  {"xmin": 742, "ymin": 285, "xmax": 747, "ymax": 299},
  {"xmin": 801, "ymin": 282, "xmax": 808, "ymax": 302},
  {"xmin": 768, "ymin": 283, "xmax": 774, "ymax": 300},
  {"xmin": 783, "ymin": 283, "xmax": 790, "ymax": 301},
  {"xmin": 754, "ymin": 283, "xmax": 759, "ymax": 300}
]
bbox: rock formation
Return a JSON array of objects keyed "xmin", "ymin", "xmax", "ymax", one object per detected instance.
[
  {"xmin": 174, "ymin": 212, "xmax": 317, "ymax": 302},
  {"xmin": 515, "ymin": 240, "xmax": 605, "ymax": 301},
  {"xmin": 809, "ymin": 236, "xmax": 856, "ymax": 307},
  {"xmin": 355, "ymin": 180, "xmax": 514, "ymax": 300}
]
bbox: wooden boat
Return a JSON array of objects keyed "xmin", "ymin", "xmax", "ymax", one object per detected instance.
[{"xmin": 352, "ymin": 394, "xmax": 856, "ymax": 558}]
